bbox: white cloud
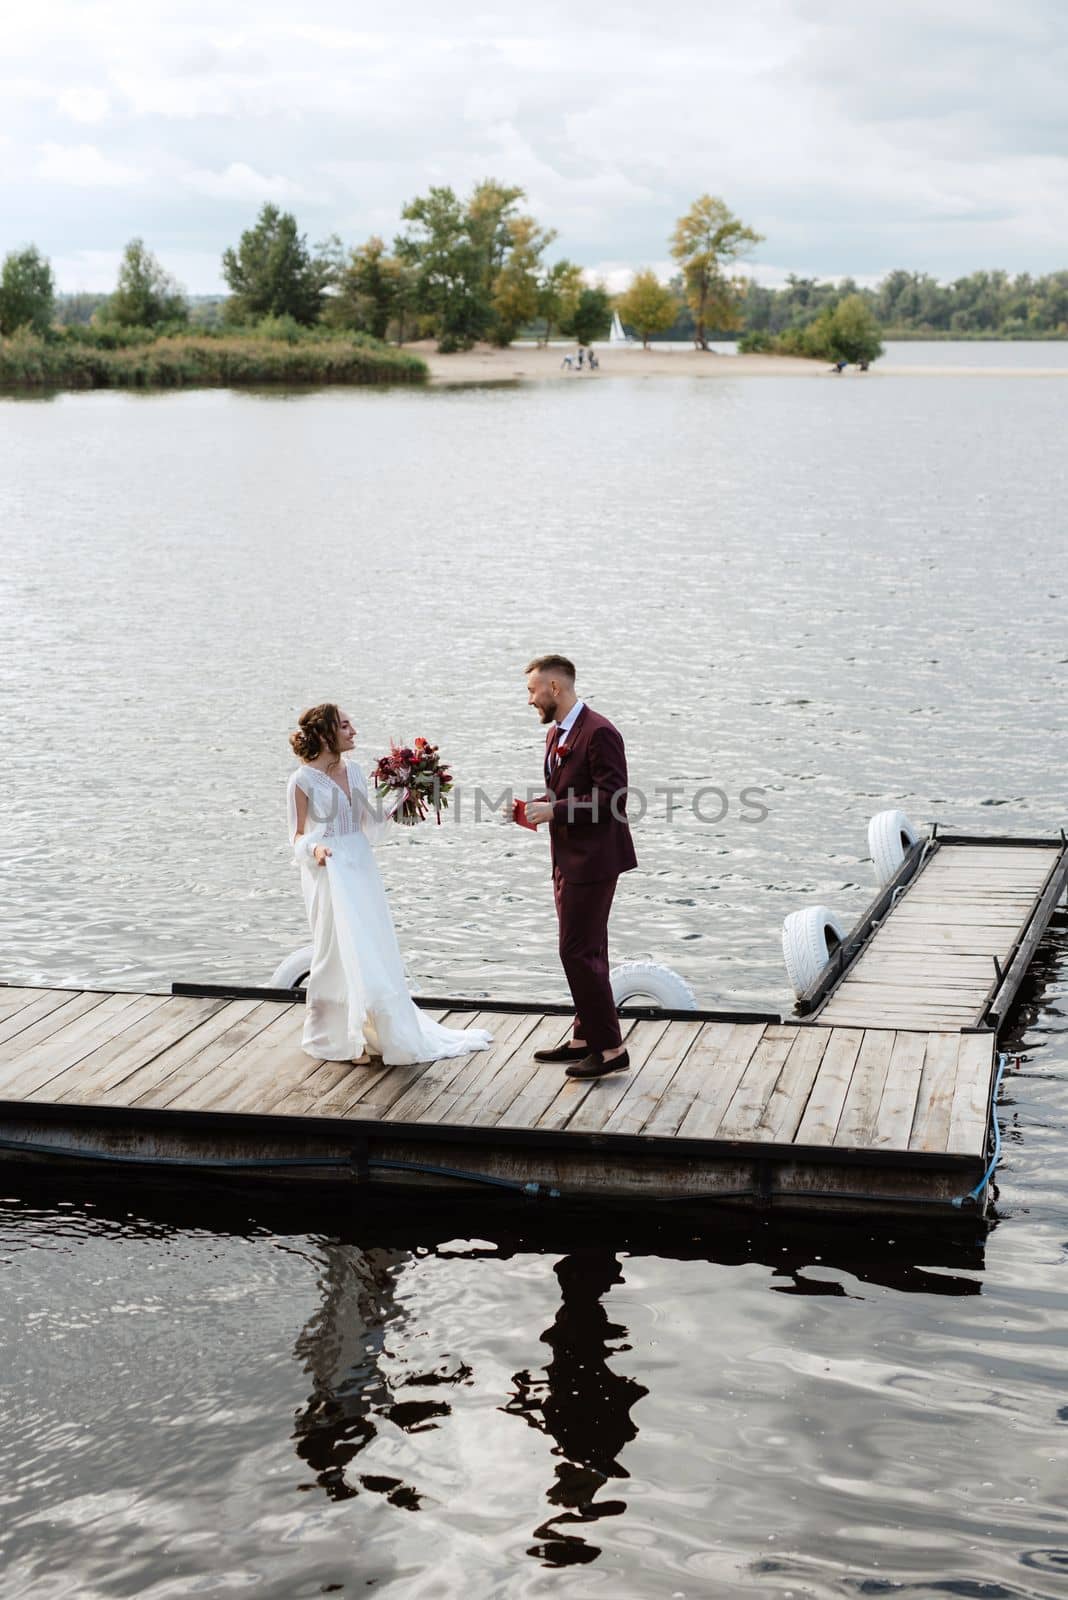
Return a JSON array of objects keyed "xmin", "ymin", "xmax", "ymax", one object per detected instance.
[
  {"xmin": 1, "ymin": 1, "xmax": 1064, "ymax": 291},
  {"xmin": 35, "ymin": 142, "xmax": 143, "ymax": 187},
  {"xmin": 586, "ymin": 261, "xmax": 675, "ymax": 293},
  {"xmin": 112, "ymin": 68, "xmax": 268, "ymax": 121},
  {"xmin": 182, "ymin": 162, "xmax": 306, "ymax": 202},
  {"xmin": 49, "ymin": 246, "xmax": 225, "ymax": 294},
  {"xmin": 56, "ymin": 86, "xmax": 111, "ymax": 124},
  {"xmin": 47, "ymin": 249, "xmax": 123, "ymax": 292}
]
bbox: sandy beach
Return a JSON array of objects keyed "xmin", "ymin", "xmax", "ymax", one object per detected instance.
[
  {"xmin": 410, "ymin": 341, "xmax": 823, "ymax": 382},
  {"xmin": 407, "ymin": 341, "xmax": 1068, "ymax": 383}
]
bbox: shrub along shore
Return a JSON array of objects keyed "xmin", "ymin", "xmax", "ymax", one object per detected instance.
[{"xmin": 0, "ymin": 327, "xmax": 427, "ymax": 392}]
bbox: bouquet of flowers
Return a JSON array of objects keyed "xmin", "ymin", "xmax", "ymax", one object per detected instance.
[{"xmin": 373, "ymin": 737, "xmax": 453, "ymax": 826}]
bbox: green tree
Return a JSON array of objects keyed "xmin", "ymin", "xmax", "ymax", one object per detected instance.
[
  {"xmin": 776, "ymin": 294, "xmax": 884, "ymax": 363},
  {"xmin": 823, "ymin": 294, "xmax": 883, "ymax": 363},
  {"xmin": 0, "ymin": 246, "xmax": 55, "ymax": 335},
  {"xmin": 55, "ymin": 291, "xmax": 109, "ymax": 326},
  {"xmin": 106, "ymin": 238, "xmax": 188, "ymax": 328},
  {"xmin": 671, "ymin": 195, "xmax": 762, "ymax": 349},
  {"xmin": 735, "ymin": 268, "xmax": 1068, "ymax": 344},
  {"xmin": 397, "ymin": 178, "xmax": 556, "ymax": 349},
  {"xmin": 737, "ymin": 277, "xmax": 774, "ymax": 333},
  {"xmin": 560, "ymin": 283, "xmax": 612, "ymax": 346},
  {"xmin": 469, "ymin": 181, "xmax": 555, "ymax": 344},
  {"xmin": 1034, "ymin": 271, "xmax": 1068, "ymax": 332},
  {"xmin": 466, "ymin": 180, "xmax": 525, "ymax": 299},
  {"xmin": 222, "ymin": 204, "xmax": 335, "ymax": 325},
  {"xmin": 396, "ymin": 186, "xmax": 486, "ymax": 349},
  {"xmin": 490, "ymin": 214, "xmax": 555, "ymax": 345},
  {"xmin": 876, "ymin": 269, "xmax": 925, "ymax": 326},
  {"xmin": 387, "ymin": 255, "xmax": 419, "ymax": 345},
  {"xmin": 325, "ymin": 236, "xmax": 408, "ymax": 339},
  {"xmin": 537, "ymin": 259, "xmax": 584, "ymax": 343},
  {"xmin": 616, "ymin": 270, "xmax": 678, "ymax": 347}
]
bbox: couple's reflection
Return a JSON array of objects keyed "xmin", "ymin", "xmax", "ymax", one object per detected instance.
[
  {"xmin": 503, "ymin": 1251, "xmax": 648, "ymax": 1567},
  {"xmin": 290, "ymin": 1213, "xmax": 988, "ymax": 1563},
  {"xmin": 291, "ymin": 1239, "xmax": 646, "ymax": 1566},
  {"xmin": 292, "ymin": 1242, "xmax": 459, "ymax": 1509}
]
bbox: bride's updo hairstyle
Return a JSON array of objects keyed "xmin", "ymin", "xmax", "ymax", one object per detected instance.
[{"xmin": 290, "ymin": 703, "xmax": 342, "ymax": 761}]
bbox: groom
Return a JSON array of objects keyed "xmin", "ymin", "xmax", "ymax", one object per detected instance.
[{"xmin": 521, "ymin": 655, "xmax": 638, "ymax": 1079}]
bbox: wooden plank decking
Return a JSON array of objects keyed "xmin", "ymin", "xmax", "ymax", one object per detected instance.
[
  {"xmin": 815, "ymin": 840, "xmax": 1063, "ymax": 1030},
  {"xmin": 0, "ymin": 983, "xmax": 993, "ymax": 1153},
  {"xmin": 0, "ymin": 981, "xmax": 996, "ymax": 1211},
  {"xmin": 1, "ymin": 833, "xmax": 1063, "ymax": 1215}
]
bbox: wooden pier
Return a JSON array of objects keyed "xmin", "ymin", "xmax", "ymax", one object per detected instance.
[
  {"xmin": 812, "ymin": 840, "xmax": 1062, "ymax": 1032},
  {"xmin": 1, "ymin": 832, "xmax": 1065, "ymax": 1216}
]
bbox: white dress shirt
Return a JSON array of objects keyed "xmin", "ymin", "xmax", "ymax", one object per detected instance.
[{"xmin": 554, "ymin": 699, "xmax": 585, "ymax": 744}]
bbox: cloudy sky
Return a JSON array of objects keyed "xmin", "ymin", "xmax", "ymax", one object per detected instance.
[{"xmin": 2, "ymin": 0, "xmax": 1065, "ymax": 294}]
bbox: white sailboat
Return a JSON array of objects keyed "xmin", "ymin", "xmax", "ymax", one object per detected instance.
[{"xmin": 609, "ymin": 310, "xmax": 631, "ymax": 345}]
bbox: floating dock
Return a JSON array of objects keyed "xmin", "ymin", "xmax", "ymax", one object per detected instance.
[
  {"xmin": 1, "ymin": 832, "xmax": 1065, "ymax": 1216},
  {"xmin": 806, "ymin": 837, "xmax": 1064, "ymax": 1032}
]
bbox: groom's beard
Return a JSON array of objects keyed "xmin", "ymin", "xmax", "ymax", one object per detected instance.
[{"xmin": 540, "ymin": 700, "xmax": 558, "ymax": 724}]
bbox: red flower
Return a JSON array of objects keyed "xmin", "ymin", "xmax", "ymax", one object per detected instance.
[
  {"xmin": 374, "ymin": 735, "xmax": 452, "ymax": 827},
  {"xmin": 556, "ymin": 743, "xmax": 570, "ymax": 759}
]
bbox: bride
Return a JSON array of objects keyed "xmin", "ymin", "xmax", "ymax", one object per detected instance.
[{"xmin": 286, "ymin": 702, "xmax": 493, "ymax": 1066}]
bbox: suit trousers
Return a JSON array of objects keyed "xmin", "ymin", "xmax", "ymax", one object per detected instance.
[{"xmin": 552, "ymin": 868, "xmax": 622, "ymax": 1053}]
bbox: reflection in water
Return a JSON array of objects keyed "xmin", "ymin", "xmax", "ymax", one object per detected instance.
[
  {"xmin": 292, "ymin": 1240, "xmax": 653, "ymax": 1562},
  {"xmin": 1001, "ymin": 916, "xmax": 1067, "ymax": 1050},
  {"xmin": 282, "ymin": 1207, "xmax": 990, "ymax": 1566},
  {"xmin": 293, "ymin": 1242, "xmax": 450, "ymax": 1510},
  {"xmin": 0, "ymin": 1169, "xmax": 1000, "ymax": 1591},
  {"xmin": 503, "ymin": 1252, "xmax": 648, "ymax": 1567}
]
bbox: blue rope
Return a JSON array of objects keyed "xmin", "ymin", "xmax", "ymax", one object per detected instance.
[{"xmin": 953, "ymin": 1051, "xmax": 1008, "ymax": 1209}]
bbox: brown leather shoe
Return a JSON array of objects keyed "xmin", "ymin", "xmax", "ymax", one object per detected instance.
[
  {"xmin": 533, "ymin": 1041, "xmax": 589, "ymax": 1063},
  {"xmin": 565, "ymin": 1050, "xmax": 630, "ymax": 1079}
]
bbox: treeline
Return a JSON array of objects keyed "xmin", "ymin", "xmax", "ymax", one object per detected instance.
[
  {"xmin": 211, "ymin": 186, "xmax": 614, "ymax": 349},
  {"xmin": 3, "ymin": 184, "xmax": 1065, "ymax": 393},
  {"xmin": 45, "ymin": 264, "xmax": 1068, "ymax": 346},
  {"xmin": 0, "ymin": 221, "xmax": 428, "ymax": 389},
  {"xmin": 0, "ymin": 189, "xmax": 614, "ymax": 353},
  {"xmin": 684, "ymin": 269, "xmax": 1068, "ymax": 345},
  {"xmin": 0, "ymin": 187, "xmax": 764, "ymax": 361}
]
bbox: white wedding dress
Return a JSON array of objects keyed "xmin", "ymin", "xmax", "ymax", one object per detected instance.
[{"xmin": 286, "ymin": 759, "xmax": 493, "ymax": 1065}]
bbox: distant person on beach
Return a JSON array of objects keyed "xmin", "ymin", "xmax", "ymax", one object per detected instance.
[
  {"xmin": 832, "ymin": 358, "xmax": 848, "ymax": 374},
  {"xmin": 588, "ymin": 350, "xmax": 599, "ymax": 370},
  {"xmin": 561, "ymin": 355, "xmax": 573, "ymax": 370},
  {"xmin": 577, "ymin": 347, "xmax": 585, "ymax": 369}
]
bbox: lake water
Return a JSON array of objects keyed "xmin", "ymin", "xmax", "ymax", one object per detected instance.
[
  {"xmin": 882, "ymin": 340, "xmax": 1068, "ymax": 370},
  {"xmin": 589, "ymin": 339, "xmax": 1068, "ymax": 369},
  {"xmin": 1, "ymin": 348, "xmax": 1067, "ymax": 1596}
]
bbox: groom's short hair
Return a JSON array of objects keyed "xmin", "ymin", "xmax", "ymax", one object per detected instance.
[{"xmin": 526, "ymin": 654, "xmax": 576, "ymax": 681}]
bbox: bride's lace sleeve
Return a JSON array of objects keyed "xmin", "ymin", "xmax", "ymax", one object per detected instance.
[
  {"xmin": 350, "ymin": 762, "xmax": 402, "ymax": 845},
  {"xmin": 287, "ymin": 769, "xmax": 327, "ymax": 867}
]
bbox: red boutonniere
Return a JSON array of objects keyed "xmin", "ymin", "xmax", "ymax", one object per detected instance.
[{"xmin": 556, "ymin": 743, "xmax": 570, "ymax": 759}]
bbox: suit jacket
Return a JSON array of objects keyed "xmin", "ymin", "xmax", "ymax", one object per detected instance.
[{"xmin": 543, "ymin": 706, "xmax": 638, "ymax": 884}]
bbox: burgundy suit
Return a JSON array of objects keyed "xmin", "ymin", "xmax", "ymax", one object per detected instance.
[{"xmin": 543, "ymin": 706, "xmax": 637, "ymax": 1053}]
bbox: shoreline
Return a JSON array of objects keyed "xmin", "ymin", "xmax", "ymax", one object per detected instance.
[
  {"xmin": 0, "ymin": 331, "xmax": 428, "ymax": 394},
  {"xmin": 2, "ymin": 334, "xmax": 1064, "ymax": 398},
  {"xmin": 408, "ymin": 341, "xmax": 1068, "ymax": 382}
]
